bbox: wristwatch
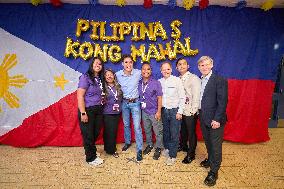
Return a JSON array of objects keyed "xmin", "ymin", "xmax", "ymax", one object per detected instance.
[{"xmin": 81, "ymin": 112, "xmax": 86, "ymax": 116}]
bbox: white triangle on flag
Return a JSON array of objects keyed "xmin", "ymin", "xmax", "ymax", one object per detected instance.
[{"xmin": 0, "ymin": 28, "xmax": 81, "ymax": 136}]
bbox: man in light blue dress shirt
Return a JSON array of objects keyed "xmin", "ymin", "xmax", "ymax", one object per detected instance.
[{"xmin": 116, "ymin": 54, "xmax": 143, "ymax": 162}]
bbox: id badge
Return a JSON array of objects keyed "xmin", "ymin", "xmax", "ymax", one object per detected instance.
[
  {"xmin": 141, "ymin": 102, "xmax": 147, "ymax": 109},
  {"xmin": 101, "ymin": 95, "xmax": 106, "ymax": 105},
  {"xmin": 112, "ymin": 103, "xmax": 120, "ymax": 111}
]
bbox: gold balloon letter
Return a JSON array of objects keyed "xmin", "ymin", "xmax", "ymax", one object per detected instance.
[
  {"xmin": 119, "ymin": 22, "xmax": 131, "ymax": 41},
  {"xmin": 99, "ymin": 22, "xmax": 111, "ymax": 41},
  {"xmin": 131, "ymin": 22, "xmax": 141, "ymax": 41},
  {"xmin": 140, "ymin": 22, "xmax": 155, "ymax": 41},
  {"xmin": 173, "ymin": 40, "xmax": 187, "ymax": 56},
  {"xmin": 110, "ymin": 22, "xmax": 120, "ymax": 41},
  {"xmin": 76, "ymin": 19, "xmax": 90, "ymax": 37},
  {"xmin": 131, "ymin": 44, "xmax": 147, "ymax": 62},
  {"xmin": 184, "ymin": 37, "xmax": 199, "ymax": 56},
  {"xmin": 79, "ymin": 42, "xmax": 94, "ymax": 60},
  {"xmin": 108, "ymin": 45, "xmax": 122, "ymax": 62},
  {"xmin": 154, "ymin": 22, "xmax": 168, "ymax": 41},
  {"xmin": 147, "ymin": 44, "xmax": 162, "ymax": 62},
  {"xmin": 170, "ymin": 20, "xmax": 182, "ymax": 40},
  {"xmin": 90, "ymin": 21, "xmax": 100, "ymax": 40},
  {"xmin": 64, "ymin": 38, "xmax": 80, "ymax": 59}
]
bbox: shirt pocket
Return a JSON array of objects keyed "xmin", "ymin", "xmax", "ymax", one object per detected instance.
[{"xmin": 167, "ymin": 86, "xmax": 176, "ymax": 97}]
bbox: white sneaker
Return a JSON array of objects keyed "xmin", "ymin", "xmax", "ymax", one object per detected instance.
[
  {"xmin": 165, "ymin": 157, "xmax": 176, "ymax": 166},
  {"xmin": 88, "ymin": 157, "xmax": 104, "ymax": 166},
  {"xmin": 162, "ymin": 149, "xmax": 169, "ymax": 158}
]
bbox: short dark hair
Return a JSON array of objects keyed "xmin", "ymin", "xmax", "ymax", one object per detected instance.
[
  {"xmin": 121, "ymin": 54, "xmax": 133, "ymax": 62},
  {"xmin": 142, "ymin": 62, "xmax": 151, "ymax": 69},
  {"xmin": 175, "ymin": 57, "xmax": 187, "ymax": 67}
]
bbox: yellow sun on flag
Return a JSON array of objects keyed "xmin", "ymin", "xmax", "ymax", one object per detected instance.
[
  {"xmin": 54, "ymin": 73, "xmax": 69, "ymax": 90},
  {"xmin": 0, "ymin": 54, "xmax": 28, "ymax": 111}
]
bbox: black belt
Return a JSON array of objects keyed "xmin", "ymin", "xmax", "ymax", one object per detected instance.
[{"xmin": 123, "ymin": 98, "xmax": 137, "ymax": 103}]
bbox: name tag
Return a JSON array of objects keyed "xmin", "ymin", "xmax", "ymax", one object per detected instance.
[
  {"xmin": 112, "ymin": 104, "xmax": 120, "ymax": 111},
  {"xmin": 141, "ymin": 102, "xmax": 147, "ymax": 109}
]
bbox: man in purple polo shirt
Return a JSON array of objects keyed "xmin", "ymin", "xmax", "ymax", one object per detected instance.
[{"xmin": 138, "ymin": 63, "xmax": 164, "ymax": 160}]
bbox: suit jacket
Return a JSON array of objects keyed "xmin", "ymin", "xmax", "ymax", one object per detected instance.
[{"xmin": 200, "ymin": 73, "xmax": 228, "ymax": 127}]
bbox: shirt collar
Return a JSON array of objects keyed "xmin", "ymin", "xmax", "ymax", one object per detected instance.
[
  {"xmin": 122, "ymin": 69, "xmax": 133, "ymax": 76},
  {"xmin": 164, "ymin": 75, "xmax": 173, "ymax": 80},
  {"xmin": 142, "ymin": 77, "xmax": 152, "ymax": 84},
  {"xmin": 180, "ymin": 71, "xmax": 190, "ymax": 79},
  {"xmin": 201, "ymin": 70, "xmax": 212, "ymax": 80}
]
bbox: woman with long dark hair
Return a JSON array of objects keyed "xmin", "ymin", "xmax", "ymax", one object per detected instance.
[
  {"xmin": 77, "ymin": 57, "xmax": 106, "ymax": 166},
  {"xmin": 103, "ymin": 69, "xmax": 123, "ymax": 158}
]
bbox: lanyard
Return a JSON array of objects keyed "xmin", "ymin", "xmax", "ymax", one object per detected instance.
[
  {"xmin": 95, "ymin": 77, "xmax": 105, "ymax": 95},
  {"xmin": 108, "ymin": 85, "xmax": 118, "ymax": 101},
  {"xmin": 141, "ymin": 82, "xmax": 148, "ymax": 99}
]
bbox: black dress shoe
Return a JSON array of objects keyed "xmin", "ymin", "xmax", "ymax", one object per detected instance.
[
  {"xmin": 143, "ymin": 145, "xmax": 153, "ymax": 155},
  {"xmin": 182, "ymin": 155, "xmax": 195, "ymax": 164},
  {"xmin": 204, "ymin": 171, "xmax": 218, "ymax": 186},
  {"xmin": 122, "ymin": 143, "xmax": 131, "ymax": 151},
  {"xmin": 200, "ymin": 158, "xmax": 210, "ymax": 168},
  {"xmin": 153, "ymin": 147, "xmax": 161, "ymax": 160}
]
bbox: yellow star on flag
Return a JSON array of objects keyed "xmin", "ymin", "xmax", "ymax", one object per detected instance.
[{"xmin": 54, "ymin": 73, "xmax": 69, "ymax": 90}]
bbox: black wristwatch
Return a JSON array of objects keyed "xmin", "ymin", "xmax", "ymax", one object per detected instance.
[{"xmin": 81, "ymin": 112, "xmax": 86, "ymax": 116}]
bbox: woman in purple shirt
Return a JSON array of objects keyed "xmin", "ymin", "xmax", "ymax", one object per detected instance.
[
  {"xmin": 77, "ymin": 57, "xmax": 106, "ymax": 166},
  {"xmin": 103, "ymin": 69, "xmax": 123, "ymax": 158}
]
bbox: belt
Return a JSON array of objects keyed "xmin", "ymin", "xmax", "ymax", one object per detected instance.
[{"xmin": 123, "ymin": 98, "xmax": 137, "ymax": 103}]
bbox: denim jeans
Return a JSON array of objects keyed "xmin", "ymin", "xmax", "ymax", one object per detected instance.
[
  {"xmin": 121, "ymin": 100, "xmax": 143, "ymax": 151},
  {"xmin": 162, "ymin": 107, "xmax": 181, "ymax": 158}
]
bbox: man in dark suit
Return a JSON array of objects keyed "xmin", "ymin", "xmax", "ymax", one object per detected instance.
[{"xmin": 198, "ymin": 56, "xmax": 228, "ymax": 187}]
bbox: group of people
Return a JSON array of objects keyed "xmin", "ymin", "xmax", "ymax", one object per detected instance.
[{"xmin": 77, "ymin": 54, "xmax": 228, "ymax": 186}]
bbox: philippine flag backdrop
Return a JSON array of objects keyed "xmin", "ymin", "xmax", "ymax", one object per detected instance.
[{"xmin": 0, "ymin": 4, "xmax": 283, "ymax": 147}]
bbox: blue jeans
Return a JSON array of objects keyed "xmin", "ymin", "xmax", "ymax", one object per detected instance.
[
  {"xmin": 162, "ymin": 108, "xmax": 181, "ymax": 158},
  {"xmin": 121, "ymin": 100, "xmax": 143, "ymax": 152}
]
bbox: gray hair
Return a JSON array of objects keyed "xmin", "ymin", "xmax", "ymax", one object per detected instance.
[{"xmin": 197, "ymin": 56, "xmax": 214, "ymax": 65}]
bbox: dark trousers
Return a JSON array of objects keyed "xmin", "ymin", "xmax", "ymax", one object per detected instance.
[
  {"xmin": 78, "ymin": 105, "xmax": 103, "ymax": 162},
  {"xmin": 181, "ymin": 114, "xmax": 198, "ymax": 157},
  {"xmin": 162, "ymin": 108, "xmax": 181, "ymax": 158},
  {"xmin": 103, "ymin": 114, "xmax": 120, "ymax": 154},
  {"xmin": 199, "ymin": 111, "xmax": 225, "ymax": 173}
]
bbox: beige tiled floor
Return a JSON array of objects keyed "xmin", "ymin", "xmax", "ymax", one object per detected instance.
[{"xmin": 0, "ymin": 128, "xmax": 284, "ymax": 188}]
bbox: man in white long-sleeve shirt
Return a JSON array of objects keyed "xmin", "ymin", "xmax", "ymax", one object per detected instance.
[{"xmin": 159, "ymin": 62, "xmax": 185, "ymax": 166}]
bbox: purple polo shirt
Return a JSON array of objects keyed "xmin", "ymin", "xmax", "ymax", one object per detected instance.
[
  {"xmin": 78, "ymin": 74, "xmax": 102, "ymax": 107},
  {"xmin": 103, "ymin": 85, "xmax": 122, "ymax": 114},
  {"xmin": 138, "ymin": 77, "xmax": 163, "ymax": 115}
]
